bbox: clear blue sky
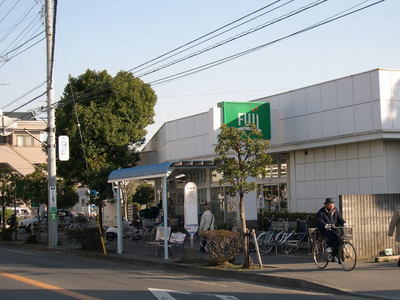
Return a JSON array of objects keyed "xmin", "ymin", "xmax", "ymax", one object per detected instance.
[{"xmin": 1, "ymin": 0, "xmax": 399, "ymax": 143}]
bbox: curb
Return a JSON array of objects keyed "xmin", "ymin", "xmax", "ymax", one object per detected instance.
[
  {"xmin": 374, "ymin": 255, "xmax": 400, "ymax": 263},
  {"xmin": 0, "ymin": 241, "xmax": 397, "ymax": 300}
]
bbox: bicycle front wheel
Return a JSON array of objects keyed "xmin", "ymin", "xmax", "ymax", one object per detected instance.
[
  {"xmin": 258, "ymin": 232, "xmax": 275, "ymax": 254},
  {"xmin": 279, "ymin": 239, "xmax": 299, "ymax": 254},
  {"xmin": 339, "ymin": 242, "xmax": 357, "ymax": 271},
  {"xmin": 313, "ymin": 240, "xmax": 329, "ymax": 269}
]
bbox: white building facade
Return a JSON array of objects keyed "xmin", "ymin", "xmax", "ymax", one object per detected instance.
[{"xmin": 141, "ymin": 68, "xmax": 400, "ymax": 225}]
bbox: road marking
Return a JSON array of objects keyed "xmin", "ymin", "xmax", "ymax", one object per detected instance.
[
  {"xmin": 0, "ymin": 248, "xmax": 37, "ymax": 256},
  {"xmin": 0, "ymin": 271, "xmax": 101, "ymax": 300},
  {"xmin": 192, "ymin": 280, "xmax": 227, "ymax": 287},
  {"xmin": 148, "ymin": 288, "xmax": 184, "ymax": 300},
  {"xmin": 148, "ymin": 288, "xmax": 238, "ymax": 300}
]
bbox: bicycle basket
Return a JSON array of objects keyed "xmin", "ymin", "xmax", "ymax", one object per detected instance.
[{"xmin": 337, "ymin": 227, "xmax": 352, "ymax": 241}]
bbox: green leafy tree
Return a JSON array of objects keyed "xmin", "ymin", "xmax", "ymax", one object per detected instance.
[
  {"xmin": 21, "ymin": 167, "xmax": 78, "ymax": 209},
  {"xmin": 132, "ymin": 183, "xmax": 154, "ymax": 207},
  {"xmin": 0, "ymin": 169, "xmax": 21, "ymax": 232},
  {"xmin": 214, "ymin": 124, "xmax": 272, "ymax": 268},
  {"xmin": 55, "ymin": 69, "xmax": 157, "ymax": 225}
]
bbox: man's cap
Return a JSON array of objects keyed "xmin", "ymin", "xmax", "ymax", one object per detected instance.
[{"xmin": 324, "ymin": 198, "xmax": 335, "ymax": 204}]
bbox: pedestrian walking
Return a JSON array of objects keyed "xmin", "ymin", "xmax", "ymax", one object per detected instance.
[
  {"xmin": 388, "ymin": 208, "xmax": 400, "ymax": 267},
  {"xmin": 199, "ymin": 204, "xmax": 215, "ymax": 253}
]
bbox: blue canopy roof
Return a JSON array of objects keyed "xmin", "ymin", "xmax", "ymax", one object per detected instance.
[{"xmin": 108, "ymin": 161, "xmax": 174, "ymax": 182}]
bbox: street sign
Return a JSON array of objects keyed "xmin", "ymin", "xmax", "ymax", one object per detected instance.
[
  {"xmin": 49, "ymin": 186, "xmax": 56, "ymax": 208},
  {"xmin": 58, "ymin": 135, "xmax": 70, "ymax": 161},
  {"xmin": 184, "ymin": 182, "xmax": 198, "ymax": 235}
]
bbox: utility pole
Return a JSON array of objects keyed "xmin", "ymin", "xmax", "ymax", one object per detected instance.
[{"xmin": 45, "ymin": 0, "xmax": 57, "ymax": 247}]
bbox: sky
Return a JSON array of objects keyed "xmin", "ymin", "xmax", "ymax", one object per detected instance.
[{"xmin": 1, "ymin": 0, "xmax": 399, "ymax": 145}]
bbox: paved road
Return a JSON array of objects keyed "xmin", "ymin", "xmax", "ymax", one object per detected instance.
[{"xmin": 0, "ymin": 245, "xmax": 362, "ymax": 300}]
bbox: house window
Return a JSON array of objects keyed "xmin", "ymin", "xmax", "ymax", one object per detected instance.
[
  {"xmin": 0, "ymin": 136, "xmax": 6, "ymax": 144},
  {"xmin": 16, "ymin": 135, "xmax": 34, "ymax": 147}
]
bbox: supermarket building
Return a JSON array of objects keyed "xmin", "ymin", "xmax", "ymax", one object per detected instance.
[{"xmin": 138, "ymin": 68, "xmax": 400, "ymax": 229}]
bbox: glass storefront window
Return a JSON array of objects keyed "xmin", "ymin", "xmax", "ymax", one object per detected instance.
[
  {"xmin": 262, "ymin": 157, "xmax": 288, "ymax": 178},
  {"xmin": 262, "ymin": 183, "xmax": 288, "ymax": 212},
  {"xmin": 280, "ymin": 161, "xmax": 287, "ymax": 177}
]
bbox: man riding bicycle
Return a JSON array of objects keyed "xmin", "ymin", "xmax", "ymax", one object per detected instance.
[{"xmin": 316, "ymin": 198, "xmax": 346, "ymax": 262}]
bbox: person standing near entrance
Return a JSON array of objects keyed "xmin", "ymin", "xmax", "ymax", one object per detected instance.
[
  {"xmin": 388, "ymin": 208, "xmax": 400, "ymax": 267},
  {"xmin": 199, "ymin": 204, "xmax": 215, "ymax": 252}
]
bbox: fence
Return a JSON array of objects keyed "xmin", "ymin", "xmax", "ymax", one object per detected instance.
[{"xmin": 340, "ymin": 194, "xmax": 400, "ymax": 258}]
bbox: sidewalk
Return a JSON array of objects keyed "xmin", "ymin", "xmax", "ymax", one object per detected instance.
[{"xmin": 1, "ymin": 237, "xmax": 399, "ymax": 300}]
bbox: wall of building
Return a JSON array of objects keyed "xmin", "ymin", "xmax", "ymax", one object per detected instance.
[
  {"xmin": 256, "ymin": 69, "xmax": 400, "ymax": 153},
  {"xmin": 289, "ymin": 140, "xmax": 397, "ymax": 212},
  {"xmin": 141, "ymin": 108, "xmax": 221, "ymax": 165}
]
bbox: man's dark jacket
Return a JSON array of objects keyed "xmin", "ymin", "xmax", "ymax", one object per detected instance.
[{"xmin": 316, "ymin": 207, "xmax": 345, "ymax": 233}]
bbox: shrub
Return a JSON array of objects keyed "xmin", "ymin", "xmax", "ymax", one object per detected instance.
[
  {"xmin": 1, "ymin": 228, "xmax": 13, "ymax": 241},
  {"xmin": 25, "ymin": 234, "xmax": 38, "ymax": 244},
  {"xmin": 202, "ymin": 230, "xmax": 240, "ymax": 265},
  {"xmin": 139, "ymin": 206, "xmax": 158, "ymax": 219},
  {"xmin": 64, "ymin": 227, "xmax": 101, "ymax": 251}
]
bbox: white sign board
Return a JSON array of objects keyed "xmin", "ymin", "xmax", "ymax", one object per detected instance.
[
  {"xmin": 58, "ymin": 135, "xmax": 70, "ymax": 161},
  {"xmin": 184, "ymin": 182, "xmax": 198, "ymax": 234}
]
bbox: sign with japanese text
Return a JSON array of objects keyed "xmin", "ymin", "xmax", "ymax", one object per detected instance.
[
  {"xmin": 58, "ymin": 135, "xmax": 70, "ymax": 161},
  {"xmin": 184, "ymin": 182, "xmax": 198, "ymax": 235}
]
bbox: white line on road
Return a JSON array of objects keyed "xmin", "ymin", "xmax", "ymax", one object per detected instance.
[
  {"xmin": 0, "ymin": 248, "xmax": 37, "ymax": 256},
  {"xmin": 148, "ymin": 288, "xmax": 239, "ymax": 300},
  {"xmin": 192, "ymin": 280, "xmax": 228, "ymax": 287},
  {"xmin": 148, "ymin": 288, "xmax": 188, "ymax": 300}
]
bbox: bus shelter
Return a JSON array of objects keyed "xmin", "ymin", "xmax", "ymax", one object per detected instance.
[{"xmin": 107, "ymin": 160, "xmax": 213, "ymax": 259}]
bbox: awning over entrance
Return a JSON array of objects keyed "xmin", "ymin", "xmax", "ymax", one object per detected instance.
[
  {"xmin": 108, "ymin": 160, "xmax": 214, "ymax": 183},
  {"xmin": 108, "ymin": 161, "xmax": 174, "ymax": 183}
]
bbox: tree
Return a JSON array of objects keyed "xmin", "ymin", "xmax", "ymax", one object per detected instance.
[
  {"xmin": 0, "ymin": 169, "xmax": 21, "ymax": 232},
  {"xmin": 21, "ymin": 167, "xmax": 79, "ymax": 209},
  {"xmin": 55, "ymin": 69, "xmax": 157, "ymax": 225},
  {"xmin": 132, "ymin": 183, "xmax": 155, "ymax": 207},
  {"xmin": 119, "ymin": 181, "xmax": 138, "ymax": 220},
  {"xmin": 214, "ymin": 124, "xmax": 272, "ymax": 268}
]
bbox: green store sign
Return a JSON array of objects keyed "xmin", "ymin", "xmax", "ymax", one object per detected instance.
[{"xmin": 218, "ymin": 101, "xmax": 271, "ymax": 139}]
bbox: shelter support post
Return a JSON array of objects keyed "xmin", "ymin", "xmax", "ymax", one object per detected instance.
[
  {"xmin": 116, "ymin": 182, "xmax": 123, "ymax": 255},
  {"xmin": 162, "ymin": 176, "xmax": 169, "ymax": 260}
]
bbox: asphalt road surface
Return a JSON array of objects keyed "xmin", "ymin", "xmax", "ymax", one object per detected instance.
[{"xmin": 0, "ymin": 245, "xmax": 361, "ymax": 300}]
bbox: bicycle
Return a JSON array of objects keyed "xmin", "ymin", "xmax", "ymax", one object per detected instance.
[
  {"xmin": 279, "ymin": 216, "xmax": 311, "ymax": 254},
  {"xmin": 312, "ymin": 225, "xmax": 357, "ymax": 271}
]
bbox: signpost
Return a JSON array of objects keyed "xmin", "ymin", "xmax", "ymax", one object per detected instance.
[{"xmin": 184, "ymin": 182, "xmax": 198, "ymax": 248}]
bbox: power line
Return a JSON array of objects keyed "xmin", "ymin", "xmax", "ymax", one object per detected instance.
[
  {"xmin": 1, "ymin": 81, "xmax": 46, "ymax": 110},
  {"xmin": 0, "ymin": 12, "xmax": 44, "ymax": 57},
  {"xmin": 3, "ymin": 91, "xmax": 46, "ymax": 115},
  {"xmin": 132, "ymin": 0, "xmax": 294, "ymax": 75},
  {"xmin": 2, "ymin": 30, "xmax": 44, "ymax": 58},
  {"xmin": 24, "ymin": 0, "xmax": 385, "ymax": 116},
  {"xmin": 149, "ymin": 0, "xmax": 385, "ymax": 86},
  {"xmin": 0, "ymin": 0, "xmax": 22, "ymax": 25},
  {"xmin": 0, "ymin": 1, "xmax": 37, "ymax": 45},
  {"xmin": 0, "ymin": 35, "xmax": 45, "ymax": 67},
  {"xmin": 136, "ymin": 0, "xmax": 327, "ymax": 78},
  {"xmin": 127, "ymin": 0, "xmax": 286, "ymax": 73}
]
